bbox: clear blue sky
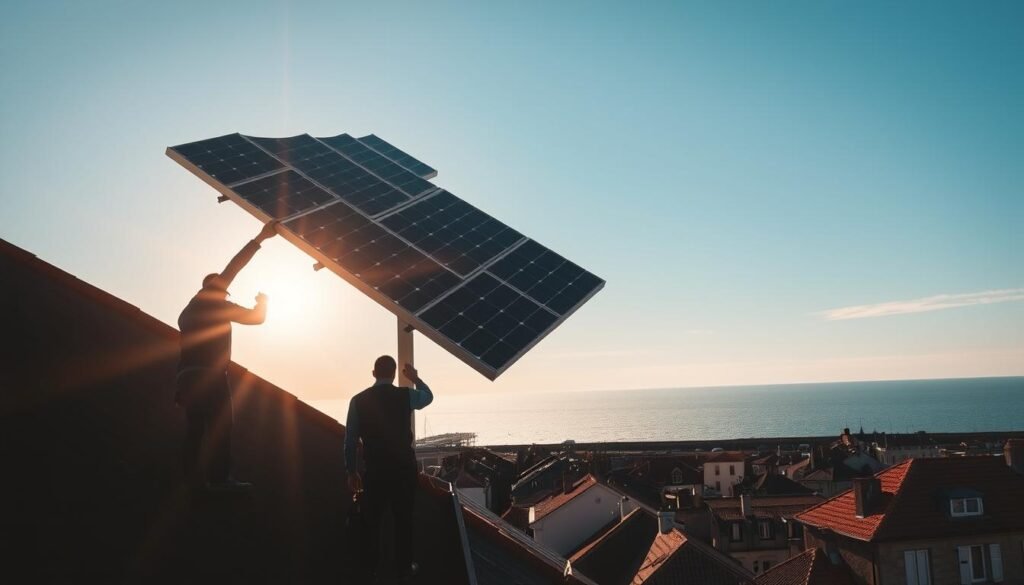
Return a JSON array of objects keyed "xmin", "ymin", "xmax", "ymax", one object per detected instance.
[{"xmin": 2, "ymin": 1, "xmax": 1021, "ymax": 401}]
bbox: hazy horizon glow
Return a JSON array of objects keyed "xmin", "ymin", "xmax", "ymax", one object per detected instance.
[{"xmin": 1, "ymin": 1, "xmax": 1021, "ymax": 408}]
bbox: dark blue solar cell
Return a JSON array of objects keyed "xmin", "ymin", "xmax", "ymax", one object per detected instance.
[
  {"xmin": 381, "ymin": 191, "xmax": 523, "ymax": 276},
  {"xmin": 249, "ymin": 134, "xmax": 409, "ymax": 216},
  {"xmin": 232, "ymin": 170, "xmax": 335, "ymax": 219},
  {"xmin": 319, "ymin": 134, "xmax": 435, "ymax": 198},
  {"xmin": 358, "ymin": 134, "xmax": 437, "ymax": 179},
  {"xmin": 171, "ymin": 133, "xmax": 284, "ymax": 186},
  {"xmin": 283, "ymin": 202, "xmax": 457, "ymax": 312},
  {"xmin": 487, "ymin": 239, "xmax": 602, "ymax": 316},
  {"xmin": 418, "ymin": 272, "xmax": 557, "ymax": 370}
]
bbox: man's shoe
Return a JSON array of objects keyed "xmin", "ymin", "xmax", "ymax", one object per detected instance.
[{"xmin": 205, "ymin": 478, "xmax": 253, "ymax": 493}]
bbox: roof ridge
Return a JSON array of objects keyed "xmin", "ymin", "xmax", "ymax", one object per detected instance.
[
  {"xmin": 0, "ymin": 237, "xmax": 342, "ymax": 434},
  {"xmin": 870, "ymin": 458, "xmax": 916, "ymax": 540},
  {"xmin": 802, "ymin": 548, "xmax": 817, "ymax": 585}
]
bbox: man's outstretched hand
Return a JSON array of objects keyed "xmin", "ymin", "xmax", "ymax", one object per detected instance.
[
  {"xmin": 255, "ymin": 292, "xmax": 268, "ymax": 305},
  {"xmin": 256, "ymin": 220, "xmax": 279, "ymax": 243},
  {"xmin": 403, "ymin": 364, "xmax": 420, "ymax": 384},
  {"xmin": 347, "ymin": 471, "xmax": 363, "ymax": 493}
]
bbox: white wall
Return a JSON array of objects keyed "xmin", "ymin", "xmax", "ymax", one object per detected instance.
[
  {"xmin": 704, "ymin": 461, "xmax": 744, "ymax": 497},
  {"xmin": 530, "ymin": 484, "xmax": 636, "ymax": 556}
]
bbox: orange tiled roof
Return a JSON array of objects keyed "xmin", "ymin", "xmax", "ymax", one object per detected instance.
[
  {"xmin": 795, "ymin": 460, "xmax": 911, "ymax": 541},
  {"xmin": 531, "ymin": 474, "xmax": 599, "ymax": 521},
  {"xmin": 632, "ymin": 530, "xmax": 686, "ymax": 583},
  {"xmin": 796, "ymin": 456, "xmax": 1024, "ymax": 542},
  {"xmin": 755, "ymin": 548, "xmax": 854, "ymax": 585}
]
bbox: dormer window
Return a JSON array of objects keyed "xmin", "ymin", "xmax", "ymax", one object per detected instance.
[
  {"xmin": 671, "ymin": 467, "xmax": 684, "ymax": 485},
  {"xmin": 950, "ymin": 496, "xmax": 983, "ymax": 517}
]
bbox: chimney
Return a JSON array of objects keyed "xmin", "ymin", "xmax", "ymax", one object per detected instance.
[
  {"xmin": 1006, "ymin": 439, "xmax": 1024, "ymax": 474},
  {"xmin": 658, "ymin": 510, "xmax": 674, "ymax": 534},
  {"xmin": 852, "ymin": 477, "xmax": 881, "ymax": 518},
  {"xmin": 619, "ymin": 496, "xmax": 631, "ymax": 521},
  {"xmin": 740, "ymin": 493, "xmax": 753, "ymax": 518}
]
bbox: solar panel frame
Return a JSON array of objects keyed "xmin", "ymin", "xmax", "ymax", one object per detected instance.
[{"xmin": 166, "ymin": 133, "xmax": 604, "ymax": 380}]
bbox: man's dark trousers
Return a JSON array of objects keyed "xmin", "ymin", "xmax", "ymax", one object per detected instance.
[
  {"xmin": 177, "ymin": 369, "xmax": 233, "ymax": 483},
  {"xmin": 363, "ymin": 463, "xmax": 417, "ymax": 575}
]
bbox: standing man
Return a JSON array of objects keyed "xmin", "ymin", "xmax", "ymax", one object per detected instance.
[
  {"xmin": 176, "ymin": 221, "xmax": 278, "ymax": 491},
  {"xmin": 346, "ymin": 356, "xmax": 434, "ymax": 581}
]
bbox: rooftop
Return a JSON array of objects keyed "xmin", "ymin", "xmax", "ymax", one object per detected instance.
[
  {"xmin": 532, "ymin": 474, "xmax": 600, "ymax": 521},
  {"xmin": 754, "ymin": 547, "xmax": 854, "ymax": 585},
  {"xmin": 707, "ymin": 495, "xmax": 824, "ymax": 522},
  {"xmin": 796, "ymin": 456, "xmax": 1024, "ymax": 542},
  {"xmin": 571, "ymin": 509, "xmax": 755, "ymax": 585}
]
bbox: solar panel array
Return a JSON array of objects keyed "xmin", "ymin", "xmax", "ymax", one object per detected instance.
[{"xmin": 167, "ymin": 133, "xmax": 603, "ymax": 379}]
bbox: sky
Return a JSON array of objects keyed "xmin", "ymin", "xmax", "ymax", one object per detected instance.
[{"xmin": 2, "ymin": 1, "xmax": 1022, "ymax": 405}]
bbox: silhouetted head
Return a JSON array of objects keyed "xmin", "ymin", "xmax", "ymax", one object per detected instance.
[
  {"xmin": 372, "ymin": 355, "xmax": 397, "ymax": 381},
  {"xmin": 202, "ymin": 273, "xmax": 229, "ymax": 296}
]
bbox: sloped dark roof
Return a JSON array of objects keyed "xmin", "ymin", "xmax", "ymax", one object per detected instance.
[
  {"xmin": 707, "ymin": 451, "xmax": 749, "ymax": 463},
  {"xmin": 571, "ymin": 509, "xmax": 657, "ymax": 585},
  {"xmin": 0, "ymin": 237, "xmax": 473, "ymax": 583},
  {"xmin": 533, "ymin": 475, "xmax": 601, "ymax": 521},
  {"xmin": 570, "ymin": 509, "xmax": 754, "ymax": 585},
  {"xmin": 751, "ymin": 473, "xmax": 816, "ymax": 496},
  {"xmin": 755, "ymin": 548, "xmax": 855, "ymax": 585},
  {"xmin": 707, "ymin": 495, "xmax": 823, "ymax": 522},
  {"xmin": 461, "ymin": 494, "xmax": 597, "ymax": 585},
  {"xmin": 797, "ymin": 456, "xmax": 1024, "ymax": 542}
]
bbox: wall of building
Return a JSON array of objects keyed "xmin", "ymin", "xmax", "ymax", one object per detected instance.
[
  {"xmin": 875, "ymin": 532, "xmax": 1024, "ymax": 585},
  {"xmin": 805, "ymin": 527, "xmax": 878, "ymax": 585},
  {"xmin": 531, "ymin": 484, "xmax": 635, "ymax": 556},
  {"xmin": 731, "ymin": 549, "xmax": 793, "ymax": 576},
  {"xmin": 705, "ymin": 462, "xmax": 745, "ymax": 497}
]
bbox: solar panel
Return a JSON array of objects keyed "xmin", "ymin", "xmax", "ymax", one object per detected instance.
[
  {"xmin": 357, "ymin": 134, "xmax": 437, "ymax": 179},
  {"xmin": 167, "ymin": 132, "xmax": 604, "ymax": 379}
]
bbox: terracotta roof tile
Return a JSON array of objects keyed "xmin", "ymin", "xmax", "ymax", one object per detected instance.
[
  {"xmin": 755, "ymin": 548, "xmax": 855, "ymax": 585},
  {"xmin": 531, "ymin": 474, "xmax": 599, "ymax": 521},
  {"xmin": 796, "ymin": 456, "xmax": 1024, "ymax": 542}
]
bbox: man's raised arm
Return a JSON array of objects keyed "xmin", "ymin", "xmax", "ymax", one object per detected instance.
[
  {"xmin": 219, "ymin": 222, "xmax": 278, "ymax": 287},
  {"xmin": 404, "ymin": 364, "xmax": 433, "ymax": 410}
]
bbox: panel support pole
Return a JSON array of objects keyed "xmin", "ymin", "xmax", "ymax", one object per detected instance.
[{"xmin": 397, "ymin": 317, "xmax": 416, "ymax": 440}]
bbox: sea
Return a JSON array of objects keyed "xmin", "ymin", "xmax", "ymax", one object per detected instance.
[{"xmin": 310, "ymin": 377, "xmax": 1024, "ymax": 446}]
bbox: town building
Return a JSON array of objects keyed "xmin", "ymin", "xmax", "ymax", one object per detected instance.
[
  {"xmin": 706, "ymin": 452, "xmax": 751, "ymax": 497},
  {"xmin": 872, "ymin": 432, "xmax": 942, "ymax": 466},
  {"xmin": 503, "ymin": 474, "xmax": 637, "ymax": 556},
  {"xmin": 705, "ymin": 494, "xmax": 825, "ymax": 576},
  {"xmin": 754, "ymin": 546, "xmax": 855, "ymax": 585},
  {"xmin": 796, "ymin": 445, "xmax": 1024, "ymax": 585},
  {"xmin": 570, "ymin": 508, "xmax": 756, "ymax": 585}
]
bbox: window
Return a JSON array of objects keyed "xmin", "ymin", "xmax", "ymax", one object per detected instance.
[
  {"xmin": 715, "ymin": 481, "xmax": 721, "ymax": 492},
  {"xmin": 758, "ymin": 520, "xmax": 774, "ymax": 540},
  {"xmin": 959, "ymin": 545, "xmax": 988, "ymax": 583},
  {"xmin": 715, "ymin": 465, "xmax": 721, "ymax": 476},
  {"xmin": 950, "ymin": 497, "xmax": 983, "ymax": 517},
  {"xmin": 763, "ymin": 560, "xmax": 772, "ymax": 571},
  {"xmin": 729, "ymin": 464, "xmax": 736, "ymax": 475},
  {"xmin": 730, "ymin": 522, "xmax": 742, "ymax": 542},
  {"xmin": 970, "ymin": 545, "xmax": 985, "ymax": 581},
  {"xmin": 787, "ymin": 521, "xmax": 804, "ymax": 540},
  {"xmin": 671, "ymin": 467, "xmax": 684, "ymax": 485},
  {"xmin": 752, "ymin": 560, "xmax": 760, "ymax": 574},
  {"xmin": 903, "ymin": 549, "xmax": 930, "ymax": 585}
]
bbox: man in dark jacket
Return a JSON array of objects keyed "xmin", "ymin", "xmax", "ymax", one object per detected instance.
[
  {"xmin": 346, "ymin": 356, "xmax": 434, "ymax": 581},
  {"xmin": 177, "ymin": 221, "xmax": 278, "ymax": 491}
]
